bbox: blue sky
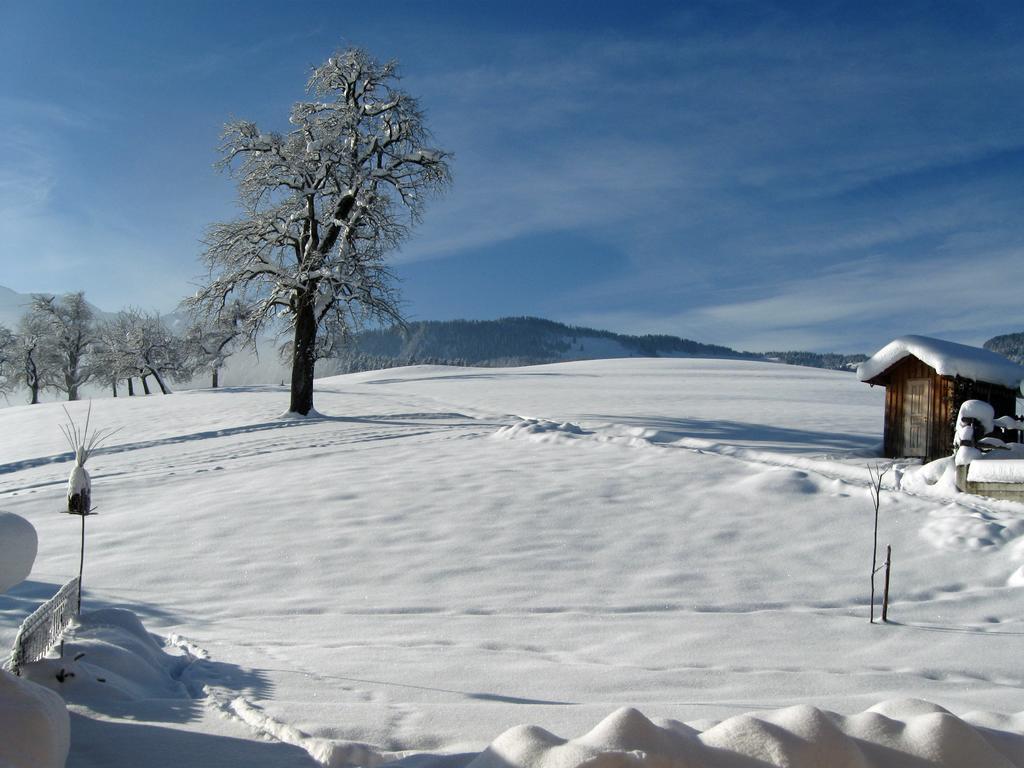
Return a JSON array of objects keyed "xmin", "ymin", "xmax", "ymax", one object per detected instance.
[{"xmin": 2, "ymin": 1, "xmax": 1023, "ymax": 353}]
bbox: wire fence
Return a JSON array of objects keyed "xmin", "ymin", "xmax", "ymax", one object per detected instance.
[{"xmin": 6, "ymin": 577, "xmax": 79, "ymax": 675}]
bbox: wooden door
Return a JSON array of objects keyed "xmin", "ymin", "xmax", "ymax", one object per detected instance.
[{"xmin": 902, "ymin": 378, "xmax": 930, "ymax": 456}]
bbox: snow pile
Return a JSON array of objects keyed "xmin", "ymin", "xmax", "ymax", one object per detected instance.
[
  {"xmin": 21, "ymin": 608, "xmax": 192, "ymax": 706},
  {"xmin": 494, "ymin": 417, "xmax": 589, "ymax": 443},
  {"xmin": 900, "ymin": 456, "xmax": 960, "ymax": 494},
  {"xmin": 460, "ymin": 701, "xmax": 1024, "ymax": 768},
  {"xmin": 969, "ymin": 460, "xmax": 1024, "ymax": 484},
  {"xmin": 0, "ymin": 512, "xmax": 37, "ymax": 593},
  {"xmin": 857, "ymin": 335, "xmax": 1024, "ymax": 388},
  {"xmin": 0, "ymin": 669, "xmax": 70, "ymax": 768}
]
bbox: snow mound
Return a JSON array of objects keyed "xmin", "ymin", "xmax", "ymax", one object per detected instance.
[
  {"xmin": 22, "ymin": 608, "xmax": 192, "ymax": 707},
  {"xmin": 459, "ymin": 701, "xmax": 1024, "ymax": 768},
  {"xmin": 494, "ymin": 418, "xmax": 589, "ymax": 443},
  {"xmin": 0, "ymin": 512, "xmax": 37, "ymax": 593},
  {"xmin": 858, "ymin": 335, "xmax": 1024, "ymax": 389},
  {"xmin": 0, "ymin": 669, "xmax": 70, "ymax": 768},
  {"xmin": 1007, "ymin": 566, "xmax": 1024, "ymax": 587},
  {"xmin": 279, "ymin": 408, "xmax": 326, "ymax": 420},
  {"xmin": 900, "ymin": 456, "xmax": 959, "ymax": 494},
  {"xmin": 736, "ymin": 468, "xmax": 819, "ymax": 495},
  {"xmin": 920, "ymin": 504, "xmax": 1024, "ymax": 552}
]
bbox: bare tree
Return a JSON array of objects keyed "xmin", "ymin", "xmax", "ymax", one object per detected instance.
[
  {"xmin": 189, "ymin": 47, "xmax": 451, "ymax": 414},
  {"xmin": 184, "ymin": 299, "xmax": 251, "ymax": 388},
  {"xmin": 133, "ymin": 312, "xmax": 190, "ymax": 394},
  {"xmin": 95, "ymin": 312, "xmax": 141, "ymax": 397},
  {"xmin": 0, "ymin": 324, "xmax": 15, "ymax": 399},
  {"xmin": 12, "ymin": 312, "xmax": 53, "ymax": 404},
  {"xmin": 31, "ymin": 292, "xmax": 97, "ymax": 401},
  {"xmin": 98, "ymin": 309, "xmax": 189, "ymax": 395},
  {"xmin": 868, "ymin": 463, "xmax": 889, "ymax": 624}
]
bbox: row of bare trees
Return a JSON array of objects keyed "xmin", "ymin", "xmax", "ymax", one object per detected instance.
[{"xmin": 0, "ymin": 292, "xmax": 248, "ymax": 403}]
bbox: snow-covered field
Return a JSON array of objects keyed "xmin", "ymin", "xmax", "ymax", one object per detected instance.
[{"xmin": 2, "ymin": 358, "xmax": 1024, "ymax": 767}]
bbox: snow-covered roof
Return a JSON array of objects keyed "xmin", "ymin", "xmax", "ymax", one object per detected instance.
[{"xmin": 857, "ymin": 335, "xmax": 1024, "ymax": 388}]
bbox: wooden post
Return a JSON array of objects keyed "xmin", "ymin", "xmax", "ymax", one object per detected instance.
[
  {"xmin": 882, "ymin": 545, "xmax": 892, "ymax": 623},
  {"xmin": 78, "ymin": 513, "xmax": 85, "ymax": 614}
]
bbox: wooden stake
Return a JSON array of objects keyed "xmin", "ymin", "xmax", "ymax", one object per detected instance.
[{"xmin": 882, "ymin": 545, "xmax": 891, "ymax": 623}]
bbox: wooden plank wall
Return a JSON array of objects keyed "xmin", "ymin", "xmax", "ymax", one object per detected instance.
[{"xmin": 881, "ymin": 356, "xmax": 945, "ymax": 460}]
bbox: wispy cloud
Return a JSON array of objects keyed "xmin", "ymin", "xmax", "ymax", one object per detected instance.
[
  {"xmin": 4, "ymin": 4, "xmax": 1024, "ymax": 349},
  {"xmin": 572, "ymin": 246, "xmax": 1024, "ymax": 353}
]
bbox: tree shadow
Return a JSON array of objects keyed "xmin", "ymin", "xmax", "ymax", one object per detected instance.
[
  {"xmin": 0, "ymin": 579, "xmax": 181, "ymax": 634},
  {"xmin": 582, "ymin": 414, "xmax": 879, "ymax": 455},
  {"xmin": 262, "ymin": 666, "xmax": 579, "ymax": 707},
  {"xmin": 0, "ymin": 412, "xmax": 488, "ymax": 477},
  {"xmin": 182, "ymin": 385, "xmax": 286, "ymax": 395},
  {"xmin": 885, "ymin": 620, "xmax": 1024, "ymax": 636},
  {"xmin": 365, "ymin": 371, "xmax": 587, "ymax": 386}
]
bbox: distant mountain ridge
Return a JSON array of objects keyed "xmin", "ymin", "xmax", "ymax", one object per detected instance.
[
  {"xmin": 0, "ymin": 285, "xmax": 114, "ymax": 329},
  {"xmin": 984, "ymin": 332, "xmax": 1024, "ymax": 363},
  {"xmin": 337, "ymin": 317, "xmax": 867, "ymax": 373}
]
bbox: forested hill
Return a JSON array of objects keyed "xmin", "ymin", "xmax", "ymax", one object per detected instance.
[
  {"xmin": 336, "ymin": 317, "xmax": 867, "ymax": 373},
  {"xmin": 984, "ymin": 332, "xmax": 1024, "ymax": 363}
]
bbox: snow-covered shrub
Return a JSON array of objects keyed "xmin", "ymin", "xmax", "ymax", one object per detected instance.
[
  {"xmin": 0, "ymin": 512, "xmax": 37, "ymax": 593},
  {"xmin": 59, "ymin": 403, "xmax": 118, "ymax": 514},
  {"xmin": 956, "ymin": 399, "xmax": 995, "ymax": 439},
  {"xmin": 0, "ymin": 670, "xmax": 70, "ymax": 768}
]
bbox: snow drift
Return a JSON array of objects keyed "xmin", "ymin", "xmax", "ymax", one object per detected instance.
[{"xmin": 455, "ymin": 702, "xmax": 1024, "ymax": 768}]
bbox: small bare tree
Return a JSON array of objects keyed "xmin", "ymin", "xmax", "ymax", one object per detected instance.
[
  {"xmin": 868, "ymin": 463, "xmax": 889, "ymax": 623},
  {"xmin": 189, "ymin": 47, "xmax": 451, "ymax": 415}
]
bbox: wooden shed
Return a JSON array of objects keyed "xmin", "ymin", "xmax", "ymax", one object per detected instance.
[{"xmin": 858, "ymin": 335, "xmax": 1024, "ymax": 462}]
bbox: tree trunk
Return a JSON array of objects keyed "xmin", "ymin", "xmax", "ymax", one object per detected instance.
[
  {"xmin": 150, "ymin": 367, "xmax": 170, "ymax": 394},
  {"xmin": 289, "ymin": 299, "xmax": 317, "ymax": 415},
  {"xmin": 141, "ymin": 375, "xmax": 151, "ymax": 395},
  {"xmin": 212, "ymin": 368, "xmax": 219, "ymax": 388},
  {"xmin": 29, "ymin": 382, "xmax": 39, "ymax": 405},
  {"xmin": 112, "ymin": 380, "xmax": 118, "ymax": 397},
  {"xmin": 128, "ymin": 378, "xmax": 135, "ymax": 396},
  {"xmin": 66, "ymin": 349, "xmax": 80, "ymax": 401}
]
